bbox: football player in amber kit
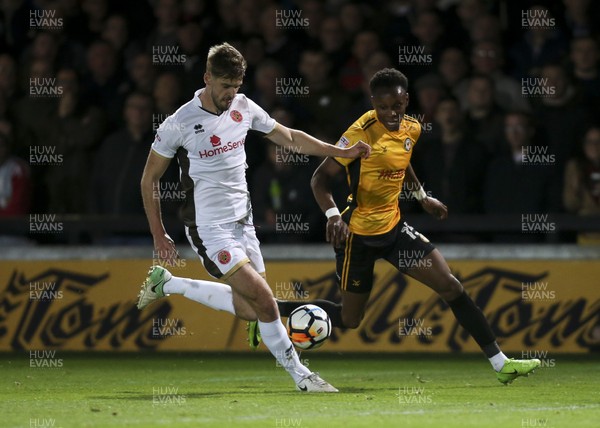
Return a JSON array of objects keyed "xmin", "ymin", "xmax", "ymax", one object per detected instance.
[{"xmin": 278, "ymin": 68, "xmax": 541, "ymax": 385}]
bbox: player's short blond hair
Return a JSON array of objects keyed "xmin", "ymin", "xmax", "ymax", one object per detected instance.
[{"xmin": 206, "ymin": 42, "xmax": 247, "ymax": 80}]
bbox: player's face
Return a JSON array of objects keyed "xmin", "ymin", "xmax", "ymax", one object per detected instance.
[
  {"xmin": 205, "ymin": 73, "xmax": 243, "ymax": 112},
  {"xmin": 371, "ymin": 87, "xmax": 409, "ymax": 131}
]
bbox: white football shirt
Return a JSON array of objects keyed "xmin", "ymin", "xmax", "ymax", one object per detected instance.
[{"xmin": 151, "ymin": 89, "xmax": 276, "ymax": 226}]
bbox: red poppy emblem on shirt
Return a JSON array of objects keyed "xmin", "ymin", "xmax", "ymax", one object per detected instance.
[
  {"xmin": 217, "ymin": 250, "xmax": 231, "ymax": 265},
  {"xmin": 230, "ymin": 110, "xmax": 243, "ymax": 122},
  {"xmin": 210, "ymin": 135, "xmax": 221, "ymax": 147}
]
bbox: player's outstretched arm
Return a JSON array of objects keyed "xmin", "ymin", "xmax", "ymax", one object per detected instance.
[
  {"xmin": 405, "ymin": 163, "xmax": 448, "ymax": 220},
  {"xmin": 141, "ymin": 150, "xmax": 178, "ymax": 262},
  {"xmin": 311, "ymin": 158, "xmax": 349, "ymax": 248},
  {"xmin": 265, "ymin": 123, "xmax": 371, "ymax": 159}
]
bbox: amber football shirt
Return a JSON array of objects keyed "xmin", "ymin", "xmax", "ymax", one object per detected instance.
[{"xmin": 334, "ymin": 111, "xmax": 422, "ymax": 236}]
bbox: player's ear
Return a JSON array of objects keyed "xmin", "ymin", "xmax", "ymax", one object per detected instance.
[
  {"xmin": 405, "ymin": 92, "xmax": 410, "ymax": 107},
  {"xmin": 203, "ymin": 72, "xmax": 211, "ymax": 86}
]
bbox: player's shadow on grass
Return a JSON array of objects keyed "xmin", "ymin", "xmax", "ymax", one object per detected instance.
[{"xmin": 89, "ymin": 386, "xmax": 398, "ymax": 400}]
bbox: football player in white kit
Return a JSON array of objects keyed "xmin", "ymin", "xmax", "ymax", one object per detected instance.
[{"xmin": 136, "ymin": 43, "xmax": 370, "ymax": 392}]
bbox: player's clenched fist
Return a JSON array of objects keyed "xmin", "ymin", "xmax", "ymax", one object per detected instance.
[
  {"xmin": 326, "ymin": 216, "xmax": 349, "ymax": 248},
  {"xmin": 343, "ymin": 140, "xmax": 371, "ymax": 159}
]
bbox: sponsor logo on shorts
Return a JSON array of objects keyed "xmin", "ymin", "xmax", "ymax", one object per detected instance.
[
  {"xmin": 217, "ymin": 250, "xmax": 231, "ymax": 265},
  {"xmin": 230, "ymin": 110, "xmax": 243, "ymax": 122}
]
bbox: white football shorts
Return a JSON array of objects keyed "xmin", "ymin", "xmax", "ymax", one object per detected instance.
[{"xmin": 185, "ymin": 215, "xmax": 265, "ymax": 280}]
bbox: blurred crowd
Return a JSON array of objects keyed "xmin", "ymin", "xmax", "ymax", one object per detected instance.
[{"xmin": 0, "ymin": 0, "xmax": 599, "ymax": 244}]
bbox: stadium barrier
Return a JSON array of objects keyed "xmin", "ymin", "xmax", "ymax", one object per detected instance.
[{"xmin": 1, "ymin": 245, "xmax": 599, "ymax": 353}]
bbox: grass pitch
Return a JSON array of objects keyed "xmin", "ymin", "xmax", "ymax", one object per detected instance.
[{"xmin": 2, "ymin": 352, "xmax": 599, "ymax": 427}]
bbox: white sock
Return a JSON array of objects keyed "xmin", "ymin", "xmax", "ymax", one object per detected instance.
[
  {"xmin": 163, "ymin": 276, "xmax": 235, "ymax": 315},
  {"xmin": 489, "ymin": 352, "xmax": 509, "ymax": 372},
  {"xmin": 258, "ymin": 319, "xmax": 311, "ymax": 383}
]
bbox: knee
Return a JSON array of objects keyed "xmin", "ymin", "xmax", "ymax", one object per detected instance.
[
  {"xmin": 437, "ymin": 274, "xmax": 463, "ymax": 301},
  {"xmin": 254, "ymin": 295, "xmax": 279, "ymax": 321}
]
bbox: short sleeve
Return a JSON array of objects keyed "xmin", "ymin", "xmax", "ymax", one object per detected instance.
[
  {"xmin": 409, "ymin": 120, "xmax": 422, "ymax": 148},
  {"xmin": 151, "ymin": 116, "xmax": 183, "ymax": 158},
  {"xmin": 333, "ymin": 125, "xmax": 368, "ymax": 167},
  {"xmin": 247, "ymin": 98, "xmax": 276, "ymax": 134}
]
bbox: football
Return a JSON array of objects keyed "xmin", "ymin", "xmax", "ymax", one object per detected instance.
[{"xmin": 286, "ymin": 304, "xmax": 332, "ymax": 350}]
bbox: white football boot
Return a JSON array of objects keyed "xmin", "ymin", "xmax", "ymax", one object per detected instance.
[{"xmin": 296, "ymin": 372, "xmax": 339, "ymax": 392}]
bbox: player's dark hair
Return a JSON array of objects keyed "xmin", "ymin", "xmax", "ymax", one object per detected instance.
[
  {"xmin": 206, "ymin": 42, "xmax": 247, "ymax": 80},
  {"xmin": 369, "ymin": 68, "xmax": 408, "ymax": 93}
]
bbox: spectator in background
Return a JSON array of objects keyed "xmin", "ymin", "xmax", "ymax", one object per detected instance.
[
  {"xmin": 463, "ymin": 74, "xmax": 505, "ymax": 156},
  {"xmin": 296, "ymin": 50, "xmax": 351, "ymax": 141},
  {"xmin": 153, "ymin": 73, "xmax": 182, "ymax": 116},
  {"xmin": 533, "ymin": 63, "xmax": 589, "ymax": 171},
  {"xmin": 339, "ymin": 2, "xmax": 370, "ymax": 40},
  {"xmin": 147, "ymin": 0, "xmax": 181, "ymax": 50},
  {"xmin": 215, "ymin": 0, "xmax": 241, "ymax": 42},
  {"xmin": 259, "ymin": 5, "xmax": 302, "ymax": 75},
  {"xmin": 569, "ymin": 36, "xmax": 600, "ymax": 118},
  {"xmin": 236, "ymin": 0, "xmax": 261, "ymax": 37},
  {"xmin": 0, "ymin": 131, "xmax": 30, "ymax": 216},
  {"xmin": 0, "ymin": 54, "xmax": 19, "ymax": 104},
  {"xmin": 437, "ymin": 47, "xmax": 469, "ymax": 96},
  {"xmin": 448, "ymin": 0, "xmax": 488, "ymax": 47},
  {"xmin": 298, "ymin": 0, "xmax": 325, "ymax": 43},
  {"xmin": 412, "ymin": 74, "xmax": 446, "ymax": 133},
  {"xmin": 561, "ymin": 0, "xmax": 595, "ymax": 38},
  {"xmin": 347, "ymin": 50, "xmax": 393, "ymax": 120},
  {"xmin": 83, "ymin": 40, "xmax": 127, "ymax": 126},
  {"xmin": 20, "ymin": 31, "xmax": 60, "ymax": 74},
  {"xmin": 90, "ymin": 92, "xmax": 156, "ymax": 216},
  {"xmin": 102, "ymin": 14, "xmax": 140, "ymax": 65},
  {"xmin": 181, "ymin": 0, "xmax": 207, "ymax": 23},
  {"xmin": 12, "ymin": 59, "xmax": 57, "ymax": 158},
  {"xmin": 81, "ymin": 0, "xmax": 110, "ymax": 44},
  {"xmin": 398, "ymin": 10, "xmax": 446, "ymax": 84},
  {"xmin": 470, "ymin": 40, "xmax": 530, "ymax": 112},
  {"xmin": 0, "ymin": 0, "xmax": 30, "ymax": 54},
  {"xmin": 413, "ymin": 97, "xmax": 487, "ymax": 217},
  {"xmin": 251, "ymin": 108, "xmax": 322, "ymax": 243},
  {"xmin": 340, "ymin": 30, "xmax": 380, "ymax": 93},
  {"xmin": 508, "ymin": 6, "xmax": 567, "ymax": 79},
  {"xmin": 126, "ymin": 52, "xmax": 156, "ymax": 95},
  {"xmin": 45, "ymin": 68, "xmax": 105, "ymax": 213},
  {"xmin": 563, "ymin": 126, "xmax": 600, "ymax": 243},
  {"xmin": 249, "ymin": 59, "xmax": 285, "ymax": 113},
  {"xmin": 177, "ymin": 21, "xmax": 208, "ymax": 95},
  {"xmin": 240, "ymin": 36, "xmax": 265, "ymax": 92},
  {"xmin": 484, "ymin": 111, "xmax": 561, "ymax": 241},
  {"xmin": 469, "ymin": 14, "xmax": 502, "ymax": 45},
  {"xmin": 318, "ymin": 16, "xmax": 349, "ymax": 73}
]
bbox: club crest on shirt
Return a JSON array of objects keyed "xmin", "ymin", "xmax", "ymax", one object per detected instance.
[
  {"xmin": 230, "ymin": 110, "xmax": 243, "ymax": 122},
  {"xmin": 404, "ymin": 138, "xmax": 413, "ymax": 152},
  {"xmin": 217, "ymin": 250, "xmax": 231, "ymax": 264}
]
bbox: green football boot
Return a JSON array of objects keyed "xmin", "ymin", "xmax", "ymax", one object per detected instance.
[
  {"xmin": 137, "ymin": 265, "xmax": 171, "ymax": 309},
  {"xmin": 247, "ymin": 320, "xmax": 262, "ymax": 351},
  {"xmin": 496, "ymin": 358, "xmax": 541, "ymax": 385}
]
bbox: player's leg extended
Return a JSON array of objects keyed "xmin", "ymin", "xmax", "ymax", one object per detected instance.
[
  {"xmin": 277, "ymin": 234, "xmax": 374, "ymax": 329},
  {"xmin": 227, "ymin": 264, "xmax": 337, "ymax": 392},
  {"xmin": 403, "ymin": 248, "xmax": 540, "ymax": 384},
  {"xmin": 136, "ymin": 265, "xmax": 257, "ymax": 320}
]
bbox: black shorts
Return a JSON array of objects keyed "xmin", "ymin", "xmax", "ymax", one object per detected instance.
[{"xmin": 335, "ymin": 221, "xmax": 435, "ymax": 294}]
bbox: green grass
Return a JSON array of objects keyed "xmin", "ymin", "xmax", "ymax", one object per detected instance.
[{"xmin": 2, "ymin": 352, "xmax": 599, "ymax": 427}]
